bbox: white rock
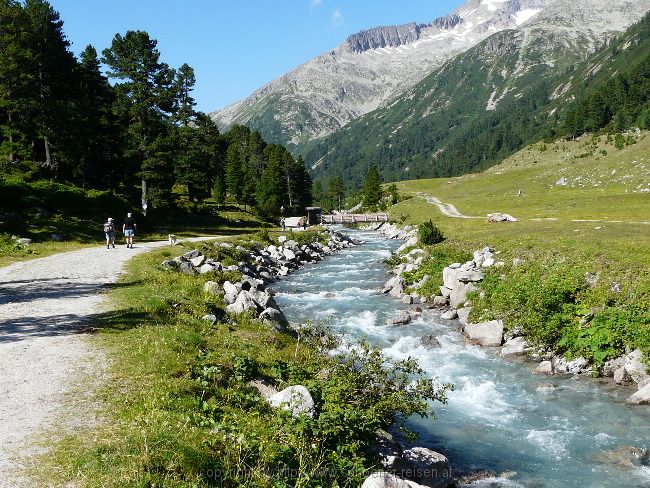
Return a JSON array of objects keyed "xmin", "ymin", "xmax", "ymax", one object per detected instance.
[
  {"xmin": 198, "ymin": 263, "xmax": 215, "ymax": 274},
  {"xmin": 401, "ymin": 447, "xmax": 452, "ymax": 487},
  {"xmin": 226, "ymin": 291, "xmax": 257, "ymax": 314},
  {"xmin": 456, "ymin": 307, "xmax": 472, "ymax": 325},
  {"xmin": 449, "ymin": 281, "xmax": 477, "ymax": 308},
  {"xmin": 439, "ymin": 286, "xmax": 452, "ymax": 299},
  {"xmin": 626, "ymin": 383, "xmax": 650, "ymax": 405},
  {"xmin": 201, "ymin": 314, "xmax": 217, "ymax": 324},
  {"xmin": 278, "ymin": 235, "xmax": 287, "ymax": 243},
  {"xmin": 442, "ymin": 267, "xmax": 458, "ymax": 289},
  {"xmin": 464, "ymin": 320, "xmax": 503, "ymax": 347},
  {"xmin": 534, "ymin": 361, "xmax": 554, "ymax": 375},
  {"xmin": 441, "ymin": 309, "xmax": 458, "ymax": 320},
  {"xmin": 203, "ymin": 281, "xmax": 221, "ymax": 295},
  {"xmin": 500, "ymin": 337, "xmax": 527, "ymax": 357},
  {"xmin": 625, "ymin": 349, "xmax": 648, "ymax": 384},
  {"xmin": 268, "ymin": 385, "xmax": 315, "ymax": 418},
  {"xmin": 190, "ymin": 255, "xmax": 206, "ymax": 267},
  {"xmin": 223, "ymin": 281, "xmax": 239, "ymax": 304},
  {"xmin": 283, "ymin": 248, "xmax": 296, "ymax": 261},
  {"xmin": 360, "ymin": 472, "xmax": 424, "ymax": 488}
]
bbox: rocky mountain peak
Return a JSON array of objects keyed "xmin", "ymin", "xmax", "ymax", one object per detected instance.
[{"xmin": 344, "ymin": 23, "xmax": 423, "ymax": 53}]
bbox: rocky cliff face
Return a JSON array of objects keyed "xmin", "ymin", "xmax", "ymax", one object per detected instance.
[{"xmin": 210, "ymin": 0, "xmax": 556, "ymax": 147}]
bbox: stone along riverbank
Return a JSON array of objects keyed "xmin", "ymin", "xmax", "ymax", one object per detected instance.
[{"xmin": 273, "ymin": 226, "xmax": 650, "ymax": 488}]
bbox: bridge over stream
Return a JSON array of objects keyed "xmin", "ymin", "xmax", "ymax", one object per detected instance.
[{"xmin": 321, "ymin": 213, "xmax": 389, "ymax": 224}]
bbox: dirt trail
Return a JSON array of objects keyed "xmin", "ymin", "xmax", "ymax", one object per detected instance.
[
  {"xmin": 0, "ymin": 237, "xmax": 215, "ymax": 487},
  {"xmin": 416, "ymin": 193, "xmax": 481, "ymax": 219},
  {"xmin": 417, "ymin": 193, "xmax": 650, "ymax": 225}
]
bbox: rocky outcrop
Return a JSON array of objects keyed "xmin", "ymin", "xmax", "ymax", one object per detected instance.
[{"xmin": 346, "ymin": 23, "xmax": 422, "ymax": 53}]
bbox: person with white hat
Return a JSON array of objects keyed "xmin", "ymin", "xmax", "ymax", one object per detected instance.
[{"xmin": 103, "ymin": 217, "xmax": 116, "ymax": 249}]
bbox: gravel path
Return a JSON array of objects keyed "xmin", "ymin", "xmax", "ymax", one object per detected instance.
[
  {"xmin": 417, "ymin": 192, "xmax": 481, "ymax": 219},
  {"xmin": 0, "ymin": 238, "xmax": 214, "ymax": 486}
]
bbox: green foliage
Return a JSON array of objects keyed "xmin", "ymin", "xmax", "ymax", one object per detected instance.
[
  {"xmin": 401, "ymin": 243, "xmax": 471, "ymax": 298},
  {"xmin": 418, "ymin": 220, "xmax": 444, "ymax": 246},
  {"xmin": 41, "ymin": 242, "xmax": 450, "ymax": 487},
  {"xmin": 472, "ymin": 259, "xmax": 587, "ymax": 346}
]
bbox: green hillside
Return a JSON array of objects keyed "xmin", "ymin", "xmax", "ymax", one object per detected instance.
[
  {"xmin": 303, "ymin": 12, "xmax": 650, "ymax": 188},
  {"xmin": 388, "ymin": 136, "xmax": 650, "ymax": 365}
]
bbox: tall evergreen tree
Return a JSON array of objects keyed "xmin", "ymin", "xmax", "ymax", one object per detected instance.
[
  {"xmin": 102, "ymin": 30, "xmax": 177, "ymax": 213},
  {"xmin": 362, "ymin": 165, "xmax": 382, "ymax": 208},
  {"xmin": 256, "ymin": 158, "xmax": 286, "ymax": 218},
  {"xmin": 329, "ymin": 175, "xmax": 345, "ymax": 212}
]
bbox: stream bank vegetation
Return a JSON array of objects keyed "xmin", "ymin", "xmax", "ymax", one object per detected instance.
[
  {"xmin": 40, "ymin": 233, "xmax": 450, "ymax": 487},
  {"xmin": 387, "ymin": 134, "xmax": 650, "ymax": 372}
]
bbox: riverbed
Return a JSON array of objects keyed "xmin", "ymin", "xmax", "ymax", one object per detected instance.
[{"xmin": 273, "ymin": 227, "xmax": 650, "ymax": 487}]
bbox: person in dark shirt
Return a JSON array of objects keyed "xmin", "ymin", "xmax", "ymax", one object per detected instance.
[{"xmin": 122, "ymin": 212, "xmax": 137, "ymax": 248}]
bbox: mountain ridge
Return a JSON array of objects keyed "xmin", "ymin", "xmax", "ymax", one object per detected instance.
[
  {"xmin": 299, "ymin": 0, "xmax": 650, "ymax": 185},
  {"xmin": 210, "ymin": 0, "xmax": 552, "ymax": 147}
]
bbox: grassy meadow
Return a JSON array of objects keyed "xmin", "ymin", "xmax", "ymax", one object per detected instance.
[{"xmin": 389, "ymin": 133, "xmax": 650, "ymax": 367}]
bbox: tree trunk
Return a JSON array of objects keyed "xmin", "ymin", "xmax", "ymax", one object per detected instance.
[
  {"xmin": 44, "ymin": 135, "xmax": 52, "ymax": 168},
  {"xmin": 286, "ymin": 174, "xmax": 293, "ymax": 207},
  {"xmin": 7, "ymin": 111, "xmax": 14, "ymax": 164},
  {"xmin": 141, "ymin": 177, "xmax": 148, "ymax": 216}
]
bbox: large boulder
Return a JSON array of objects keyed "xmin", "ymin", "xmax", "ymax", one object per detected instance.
[
  {"xmin": 190, "ymin": 254, "xmax": 206, "ymax": 267},
  {"xmin": 226, "ymin": 291, "xmax": 257, "ymax": 314},
  {"xmin": 534, "ymin": 361, "xmax": 554, "ymax": 375},
  {"xmin": 614, "ymin": 366, "xmax": 633, "ymax": 385},
  {"xmin": 464, "ymin": 320, "xmax": 503, "ymax": 347},
  {"xmin": 248, "ymin": 289, "xmax": 277, "ymax": 310},
  {"xmin": 268, "ymin": 385, "xmax": 315, "ymax": 418},
  {"xmin": 500, "ymin": 337, "xmax": 527, "ymax": 358},
  {"xmin": 442, "ymin": 267, "xmax": 459, "ymax": 289},
  {"xmin": 456, "ymin": 270, "xmax": 484, "ymax": 283},
  {"xmin": 283, "ymin": 248, "xmax": 296, "ymax": 261},
  {"xmin": 420, "ymin": 335, "xmax": 441, "ymax": 349},
  {"xmin": 624, "ymin": 349, "xmax": 648, "ymax": 384},
  {"xmin": 626, "ymin": 383, "xmax": 650, "ymax": 405},
  {"xmin": 399, "ymin": 447, "xmax": 452, "ymax": 488},
  {"xmin": 440, "ymin": 309, "xmax": 457, "ymax": 320},
  {"xmin": 389, "ymin": 313, "xmax": 412, "ymax": 326},
  {"xmin": 223, "ymin": 281, "xmax": 240, "ymax": 304},
  {"xmin": 360, "ymin": 472, "xmax": 417, "ymax": 488},
  {"xmin": 449, "ymin": 282, "xmax": 477, "ymax": 309},
  {"xmin": 260, "ymin": 307, "xmax": 289, "ymax": 332}
]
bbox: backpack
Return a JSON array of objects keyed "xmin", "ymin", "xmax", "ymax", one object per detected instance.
[{"xmin": 103, "ymin": 222, "xmax": 114, "ymax": 233}]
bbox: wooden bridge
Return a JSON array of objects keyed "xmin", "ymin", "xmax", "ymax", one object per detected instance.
[{"xmin": 321, "ymin": 213, "xmax": 389, "ymax": 224}]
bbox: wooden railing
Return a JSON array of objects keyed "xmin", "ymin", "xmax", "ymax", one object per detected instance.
[{"xmin": 321, "ymin": 213, "xmax": 389, "ymax": 224}]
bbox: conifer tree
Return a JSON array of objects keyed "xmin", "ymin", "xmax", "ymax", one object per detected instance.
[
  {"xmin": 102, "ymin": 30, "xmax": 177, "ymax": 213},
  {"xmin": 362, "ymin": 165, "xmax": 382, "ymax": 209}
]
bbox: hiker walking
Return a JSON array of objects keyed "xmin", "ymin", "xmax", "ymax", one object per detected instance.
[
  {"xmin": 280, "ymin": 218, "xmax": 286, "ymax": 231},
  {"xmin": 103, "ymin": 217, "xmax": 115, "ymax": 249},
  {"xmin": 123, "ymin": 212, "xmax": 137, "ymax": 248}
]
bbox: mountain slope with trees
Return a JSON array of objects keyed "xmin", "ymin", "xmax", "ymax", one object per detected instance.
[
  {"xmin": 0, "ymin": 0, "xmax": 310, "ymax": 238},
  {"xmin": 302, "ymin": 1, "xmax": 650, "ymax": 188}
]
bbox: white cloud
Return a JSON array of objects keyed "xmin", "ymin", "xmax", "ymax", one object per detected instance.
[
  {"xmin": 309, "ymin": 0, "xmax": 322, "ymax": 8},
  {"xmin": 332, "ymin": 7, "xmax": 344, "ymax": 27}
]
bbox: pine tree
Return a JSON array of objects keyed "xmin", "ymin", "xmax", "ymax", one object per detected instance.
[
  {"xmin": 362, "ymin": 165, "xmax": 382, "ymax": 209},
  {"xmin": 225, "ymin": 143, "xmax": 243, "ymax": 200},
  {"xmin": 312, "ymin": 180, "xmax": 324, "ymax": 207},
  {"xmin": 102, "ymin": 30, "xmax": 177, "ymax": 213},
  {"xmin": 256, "ymin": 158, "xmax": 286, "ymax": 219},
  {"xmin": 329, "ymin": 175, "xmax": 345, "ymax": 212}
]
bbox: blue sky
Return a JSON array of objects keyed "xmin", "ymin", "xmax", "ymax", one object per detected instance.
[{"xmin": 54, "ymin": 0, "xmax": 464, "ymax": 113}]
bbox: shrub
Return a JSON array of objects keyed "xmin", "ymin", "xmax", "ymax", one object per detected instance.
[{"xmin": 418, "ymin": 219, "xmax": 444, "ymax": 246}]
